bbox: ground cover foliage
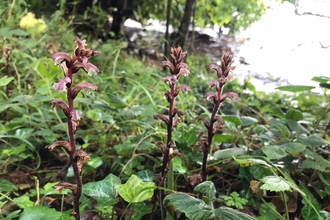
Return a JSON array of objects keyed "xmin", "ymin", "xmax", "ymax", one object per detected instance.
[{"xmin": 1, "ymin": 1, "xmax": 330, "ymax": 220}]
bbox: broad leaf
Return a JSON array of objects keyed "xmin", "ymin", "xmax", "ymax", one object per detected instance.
[
  {"xmin": 194, "ymin": 181, "xmax": 216, "ymax": 201},
  {"xmin": 280, "ymin": 142, "xmax": 306, "ymax": 152},
  {"xmin": 261, "ymin": 145, "xmax": 287, "ymax": 160},
  {"xmin": 222, "ymin": 115, "xmax": 242, "ymax": 126},
  {"xmin": 260, "ymin": 176, "xmax": 291, "ymax": 192},
  {"xmin": 311, "ymin": 76, "xmax": 330, "ymax": 83},
  {"xmin": 276, "ymin": 85, "xmax": 315, "ymax": 92},
  {"xmin": 270, "ymin": 124, "xmax": 290, "ymax": 139},
  {"xmin": 83, "ymin": 174, "xmax": 120, "ymax": 207},
  {"xmin": 173, "ymin": 157, "xmax": 187, "ymax": 174},
  {"xmin": 240, "ymin": 116, "xmax": 258, "ymax": 126},
  {"xmin": 253, "ymin": 125, "xmax": 268, "ymax": 134},
  {"xmin": 0, "ymin": 179, "xmax": 18, "ymax": 192},
  {"xmin": 163, "ymin": 193, "xmax": 214, "ymax": 220},
  {"xmin": 320, "ymin": 83, "xmax": 330, "ymax": 89},
  {"xmin": 249, "ymin": 165, "xmax": 274, "ymax": 180},
  {"xmin": 13, "ymin": 195, "xmax": 33, "ymax": 208},
  {"xmin": 298, "ymin": 135, "xmax": 330, "ymax": 147},
  {"xmin": 19, "ymin": 206, "xmax": 72, "ymax": 220},
  {"xmin": 0, "ymin": 76, "xmax": 15, "ymax": 86},
  {"xmin": 213, "ymin": 134, "xmax": 233, "ymax": 143},
  {"xmin": 214, "ymin": 148, "xmax": 246, "ymax": 159},
  {"xmin": 214, "ymin": 206, "xmax": 256, "ymax": 220},
  {"xmin": 287, "ymin": 120, "xmax": 309, "ymax": 135},
  {"xmin": 131, "ymin": 203, "xmax": 153, "ymax": 220},
  {"xmin": 285, "ymin": 109, "xmax": 303, "ymax": 121},
  {"xmin": 136, "ymin": 170, "xmax": 154, "ymax": 182},
  {"xmin": 116, "ymin": 175, "xmax": 155, "ymax": 203}
]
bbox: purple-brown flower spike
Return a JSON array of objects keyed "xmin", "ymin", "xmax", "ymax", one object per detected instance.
[
  {"xmin": 197, "ymin": 52, "xmax": 237, "ymax": 183},
  {"xmin": 162, "ymin": 46, "xmax": 190, "ymax": 80},
  {"xmin": 47, "ymin": 37, "xmax": 100, "ymax": 220}
]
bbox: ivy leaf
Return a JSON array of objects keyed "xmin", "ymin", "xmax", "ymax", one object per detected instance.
[
  {"xmin": 194, "ymin": 181, "xmax": 216, "ymax": 202},
  {"xmin": 214, "ymin": 206, "xmax": 256, "ymax": 220},
  {"xmin": 83, "ymin": 174, "xmax": 120, "ymax": 207},
  {"xmin": 276, "ymin": 85, "xmax": 315, "ymax": 92},
  {"xmin": 260, "ymin": 176, "xmax": 291, "ymax": 192},
  {"xmin": 19, "ymin": 206, "xmax": 73, "ymax": 220},
  {"xmin": 261, "ymin": 145, "xmax": 288, "ymax": 160},
  {"xmin": 116, "ymin": 174, "xmax": 155, "ymax": 203},
  {"xmin": 130, "ymin": 202, "xmax": 153, "ymax": 220},
  {"xmin": 163, "ymin": 193, "xmax": 215, "ymax": 219},
  {"xmin": 136, "ymin": 170, "xmax": 154, "ymax": 182}
]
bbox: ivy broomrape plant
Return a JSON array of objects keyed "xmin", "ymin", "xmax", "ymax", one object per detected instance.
[{"xmin": 45, "ymin": 37, "xmax": 100, "ymax": 220}]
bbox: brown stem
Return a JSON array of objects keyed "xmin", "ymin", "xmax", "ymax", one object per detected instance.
[
  {"xmin": 67, "ymin": 69, "xmax": 81, "ymax": 220},
  {"xmin": 202, "ymin": 83, "xmax": 224, "ymax": 182}
]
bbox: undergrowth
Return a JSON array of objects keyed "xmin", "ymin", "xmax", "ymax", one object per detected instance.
[{"xmin": 1, "ymin": 0, "xmax": 330, "ymax": 220}]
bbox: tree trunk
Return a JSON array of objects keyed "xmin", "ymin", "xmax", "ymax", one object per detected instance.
[
  {"xmin": 176, "ymin": 0, "xmax": 196, "ymax": 49},
  {"xmin": 110, "ymin": 0, "xmax": 127, "ymax": 39}
]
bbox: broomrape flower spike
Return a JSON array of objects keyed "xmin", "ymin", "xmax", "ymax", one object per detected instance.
[
  {"xmin": 197, "ymin": 52, "xmax": 238, "ymax": 184},
  {"xmin": 154, "ymin": 46, "xmax": 191, "ymax": 219},
  {"xmin": 46, "ymin": 37, "xmax": 99, "ymax": 220}
]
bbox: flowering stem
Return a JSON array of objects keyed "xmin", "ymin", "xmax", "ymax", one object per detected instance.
[
  {"xmin": 47, "ymin": 37, "xmax": 99, "ymax": 220},
  {"xmin": 67, "ymin": 81, "xmax": 82, "ymax": 220}
]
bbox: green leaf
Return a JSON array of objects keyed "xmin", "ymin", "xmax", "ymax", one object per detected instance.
[
  {"xmin": 87, "ymin": 156, "xmax": 103, "ymax": 169},
  {"xmin": 194, "ymin": 181, "xmax": 216, "ymax": 202},
  {"xmin": 11, "ymin": 29, "xmax": 28, "ymax": 36},
  {"xmin": 213, "ymin": 148, "xmax": 246, "ymax": 159},
  {"xmin": 180, "ymin": 127, "xmax": 198, "ymax": 144},
  {"xmin": 136, "ymin": 170, "xmax": 154, "ymax": 182},
  {"xmin": 249, "ymin": 165, "xmax": 274, "ymax": 180},
  {"xmin": 163, "ymin": 193, "xmax": 214, "ymax": 220},
  {"xmin": 107, "ymin": 93, "xmax": 128, "ymax": 109},
  {"xmin": 270, "ymin": 108, "xmax": 285, "ymax": 119},
  {"xmin": 222, "ymin": 115, "xmax": 242, "ymax": 126},
  {"xmin": 260, "ymin": 176, "xmax": 291, "ymax": 192},
  {"xmin": 319, "ymin": 83, "xmax": 330, "ymax": 89},
  {"xmin": 0, "ymin": 76, "xmax": 15, "ymax": 86},
  {"xmin": 131, "ymin": 203, "xmax": 153, "ymax": 220},
  {"xmin": 298, "ymin": 135, "xmax": 330, "ymax": 147},
  {"xmin": 116, "ymin": 175, "xmax": 155, "ymax": 203},
  {"xmin": 214, "ymin": 206, "xmax": 256, "ymax": 220},
  {"xmin": 83, "ymin": 174, "xmax": 120, "ymax": 207},
  {"xmin": 261, "ymin": 145, "xmax": 287, "ymax": 160},
  {"xmin": 253, "ymin": 125, "xmax": 268, "ymax": 134},
  {"xmin": 276, "ymin": 85, "xmax": 315, "ymax": 92},
  {"xmin": 234, "ymin": 157, "xmax": 272, "ymax": 168},
  {"xmin": 213, "ymin": 134, "xmax": 233, "ymax": 143},
  {"xmin": 173, "ymin": 156, "xmax": 187, "ymax": 174},
  {"xmin": 311, "ymin": 76, "xmax": 330, "ymax": 83},
  {"xmin": 13, "ymin": 195, "xmax": 34, "ymax": 209},
  {"xmin": 240, "ymin": 116, "xmax": 258, "ymax": 126},
  {"xmin": 280, "ymin": 142, "xmax": 306, "ymax": 153},
  {"xmin": 0, "ymin": 179, "xmax": 18, "ymax": 192},
  {"xmin": 270, "ymin": 124, "xmax": 290, "ymax": 139},
  {"xmin": 19, "ymin": 206, "xmax": 71, "ymax": 220},
  {"xmin": 287, "ymin": 120, "xmax": 309, "ymax": 135},
  {"xmin": 301, "ymin": 205, "xmax": 320, "ymax": 220},
  {"xmin": 285, "ymin": 109, "xmax": 303, "ymax": 121}
]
